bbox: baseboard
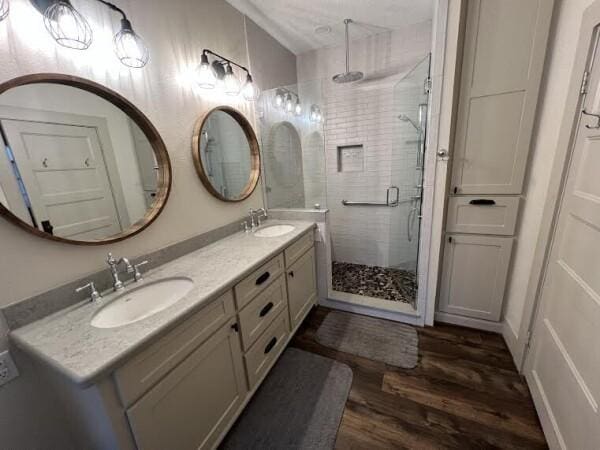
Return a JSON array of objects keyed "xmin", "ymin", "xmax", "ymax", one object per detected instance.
[
  {"xmin": 502, "ymin": 320, "xmax": 525, "ymax": 372},
  {"xmin": 320, "ymin": 297, "xmax": 423, "ymax": 326},
  {"xmin": 434, "ymin": 311, "xmax": 503, "ymax": 333}
]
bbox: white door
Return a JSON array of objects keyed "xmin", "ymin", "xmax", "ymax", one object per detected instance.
[
  {"xmin": 524, "ymin": 34, "xmax": 600, "ymax": 449},
  {"xmin": 0, "ymin": 119, "xmax": 122, "ymax": 240}
]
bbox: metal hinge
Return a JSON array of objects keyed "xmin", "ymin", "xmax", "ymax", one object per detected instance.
[
  {"xmin": 580, "ymin": 70, "xmax": 590, "ymax": 95},
  {"xmin": 424, "ymin": 77, "xmax": 432, "ymax": 94},
  {"xmin": 525, "ymin": 330, "xmax": 532, "ymax": 348}
]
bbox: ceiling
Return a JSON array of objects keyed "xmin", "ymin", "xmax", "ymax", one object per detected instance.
[{"xmin": 226, "ymin": 0, "xmax": 434, "ymax": 54}]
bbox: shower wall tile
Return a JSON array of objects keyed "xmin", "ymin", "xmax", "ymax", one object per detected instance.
[{"xmin": 298, "ymin": 21, "xmax": 432, "ymax": 268}]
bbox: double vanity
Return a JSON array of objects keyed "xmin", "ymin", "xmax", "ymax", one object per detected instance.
[{"xmin": 11, "ymin": 221, "xmax": 318, "ymax": 450}]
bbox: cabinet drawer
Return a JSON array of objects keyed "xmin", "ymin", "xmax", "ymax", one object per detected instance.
[
  {"xmin": 114, "ymin": 290, "xmax": 235, "ymax": 407},
  {"xmin": 238, "ymin": 275, "xmax": 287, "ymax": 351},
  {"xmin": 439, "ymin": 234, "xmax": 513, "ymax": 321},
  {"xmin": 244, "ymin": 309, "xmax": 289, "ymax": 390},
  {"xmin": 234, "ymin": 254, "xmax": 285, "ymax": 310},
  {"xmin": 284, "ymin": 231, "xmax": 314, "ymax": 266},
  {"xmin": 126, "ymin": 319, "xmax": 247, "ymax": 450},
  {"xmin": 287, "ymin": 247, "xmax": 317, "ymax": 330},
  {"xmin": 446, "ymin": 196, "xmax": 519, "ymax": 235}
]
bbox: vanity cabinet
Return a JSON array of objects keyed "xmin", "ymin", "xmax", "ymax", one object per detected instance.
[
  {"xmin": 126, "ymin": 318, "xmax": 247, "ymax": 450},
  {"xmin": 55, "ymin": 229, "xmax": 318, "ymax": 450}
]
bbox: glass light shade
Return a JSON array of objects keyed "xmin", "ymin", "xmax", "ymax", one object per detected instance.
[
  {"xmin": 242, "ymin": 74, "xmax": 259, "ymax": 101},
  {"xmin": 223, "ymin": 64, "xmax": 240, "ymax": 96},
  {"xmin": 294, "ymin": 99, "xmax": 302, "ymax": 116},
  {"xmin": 310, "ymin": 105, "xmax": 319, "ymax": 122},
  {"xmin": 44, "ymin": 1, "xmax": 93, "ymax": 50},
  {"xmin": 274, "ymin": 91, "xmax": 284, "ymax": 107},
  {"xmin": 195, "ymin": 54, "xmax": 216, "ymax": 89},
  {"xmin": 285, "ymin": 94, "xmax": 293, "ymax": 113},
  {"xmin": 0, "ymin": 0, "xmax": 9, "ymax": 22},
  {"xmin": 114, "ymin": 19, "xmax": 149, "ymax": 68}
]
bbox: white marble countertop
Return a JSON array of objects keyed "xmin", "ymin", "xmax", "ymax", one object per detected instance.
[{"xmin": 10, "ymin": 220, "xmax": 316, "ymax": 387}]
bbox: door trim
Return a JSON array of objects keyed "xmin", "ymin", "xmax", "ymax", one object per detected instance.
[{"xmin": 515, "ymin": 1, "xmax": 600, "ymax": 372}]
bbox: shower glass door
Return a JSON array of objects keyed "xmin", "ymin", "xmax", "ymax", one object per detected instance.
[{"xmin": 389, "ymin": 55, "xmax": 431, "ymax": 302}]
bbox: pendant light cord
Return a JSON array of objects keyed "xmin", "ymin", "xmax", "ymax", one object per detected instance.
[{"xmin": 95, "ymin": 0, "xmax": 127, "ymax": 20}]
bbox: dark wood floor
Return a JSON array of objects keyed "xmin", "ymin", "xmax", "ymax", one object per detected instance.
[{"xmin": 290, "ymin": 307, "xmax": 547, "ymax": 450}]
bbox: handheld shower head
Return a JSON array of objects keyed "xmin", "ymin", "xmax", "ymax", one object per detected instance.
[{"xmin": 398, "ymin": 114, "xmax": 420, "ymax": 131}]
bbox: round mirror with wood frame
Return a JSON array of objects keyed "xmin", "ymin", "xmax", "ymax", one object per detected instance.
[
  {"xmin": 192, "ymin": 106, "xmax": 260, "ymax": 202},
  {"xmin": 0, "ymin": 74, "xmax": 172, "ymax": 245}
]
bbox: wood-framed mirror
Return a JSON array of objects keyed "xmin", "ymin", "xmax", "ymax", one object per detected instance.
[
  {"xmin": 192, "ymin": 106, "xmax": 260, "ymax": 202},
  {"xmin": 0, "ymin": 74, "xmax": 172, "ymax": 245}
]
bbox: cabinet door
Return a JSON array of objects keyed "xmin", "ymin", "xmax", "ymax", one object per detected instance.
[
  {"xmin": 438, "ymin": 234, "xmax": 513, "ymax": 321},
  {"xmin": 126, "ymin": 320, "xmax": 247, "ymax": 450},
  {"xmin": 451, "ymin": 0, "xmax": 553, "ymax": 194},
  {"xmin": 286, "ymin": 247, "xmax": 317, "ymax": 329}
]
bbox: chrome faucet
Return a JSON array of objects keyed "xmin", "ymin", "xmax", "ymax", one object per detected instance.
[
  {"xmin": 106, "ymin": 253, "xmax": 134, "ymax": 291},
  {"xmin": 255, "ymin": 208, "xmax": 268, "ymax": 226},
  {"xmin": 248, "ymin": 209, "xmax": 257, "ymax": 231}
]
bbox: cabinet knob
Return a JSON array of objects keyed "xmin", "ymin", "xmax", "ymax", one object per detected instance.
[{"xmin": 289, "ymin": 270, "xmax": 294, "ymax": 278}]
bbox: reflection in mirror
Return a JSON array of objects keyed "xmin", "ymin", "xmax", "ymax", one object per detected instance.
[
  {"xmin": 0, "ymin": 78, "xmax": 171, "ymax": 244},
  {"xmin": 193, "ymin": 107, "xmax": 259, "ymax": 202}
]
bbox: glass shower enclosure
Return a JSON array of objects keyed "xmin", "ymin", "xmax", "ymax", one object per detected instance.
[{"xmin": 330, "ymin": 55, "xmax": 431, "ymax": 309}]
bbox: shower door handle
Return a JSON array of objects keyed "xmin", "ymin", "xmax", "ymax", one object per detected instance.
[{"xmin": 386, "ymin": 186, "xmax": 399, "ymax": 206}]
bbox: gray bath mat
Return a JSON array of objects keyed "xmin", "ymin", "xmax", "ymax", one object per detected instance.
[
  {"xmin": 315, "ymin": 310, "xmax": 418, "ymax": 368},
  {"xmin": 220, "ymin": 348, "xmax": 352, "ymax": 450}
]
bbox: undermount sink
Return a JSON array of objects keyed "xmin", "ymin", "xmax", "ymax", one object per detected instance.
[
  {"xmin": 254, "ymin": 224, "xmax": 295, "ymax": 237},
  {"xmin": 91, "ymin": 277, "xmax": 194, "ymax": 329}
]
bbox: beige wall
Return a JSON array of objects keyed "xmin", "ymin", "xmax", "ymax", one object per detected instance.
[
  {"xmin": 503, "ymin": 0, "xmax": 595, "ymax": 340},
  {"xmin": 245, "ymin": 17, "xmax": 297, "ymax": 90},
  {"xmin": 0, "ymin": 0, "xmax": 295, "ymax": 447}
]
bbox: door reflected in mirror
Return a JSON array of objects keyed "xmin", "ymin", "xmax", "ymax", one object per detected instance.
[
  {"xmin": 193, "ymin": 107, "xmax": 260, "ymax": 202},
  {"xmin": 0, "ymin": 76, "xmax": 171, "ymax": 244}
]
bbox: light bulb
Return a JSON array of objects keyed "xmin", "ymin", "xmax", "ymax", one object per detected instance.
[
  {"xmin": 285, "ymin": 94, "xmax": 293, "ymax": 113},
  {"xmin": 195, "ymin": 53, "xmax": 216, "ymax": 89},
  {"xmin": 114, "ymin": 19, "xmax": 149, "ymax": 68},
  {"xmin": 294, "ymin": 99, "xmax": 302, "ymax": 116},
  {"xmin": 223, "ymin": 64, "xmax": 240, "ymax": 96},
  {"xmin": 274, "ymin": 91, "xmax": 284, "ymax": 107},
  {"xmin": 43, "ymin": 1, "xmax": 92, "ymax": 50},
  {"xmin": 0, "ymin": 0, "xmax": 9, "ymax": 22},
  {"xmin": 310, "ymin": 105, "xmax": 319, "ymax": 122},
  {"xmin": 242, "ymin": 73, "xmax": 259, "ymax": 101}
]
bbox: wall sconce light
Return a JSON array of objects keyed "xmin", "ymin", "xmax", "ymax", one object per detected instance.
[
  {"xmin": 1, "ymin": 0, "xmax": 10, "ymax": 22},
  {"xmin": 310, "ymin": 104, "xmax": 323, "ymax": 123},
  {"xmin": 195, "ymin": 49, "xmax": 259, "ymax": 101},
  {"xmin": 43, "ymin": 0, "xmax": 93, "ymax": 50},
  {"xmin": 32, "ymin": 0, "xmax": 148, "ymax": 67},
  {"xmin": 273, "ymin": 87, "xmax": 303, "ymax": 117}
]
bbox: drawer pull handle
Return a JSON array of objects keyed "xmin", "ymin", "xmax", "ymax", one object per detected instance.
[
  {"xmin": 255, "ymin": 271, "xmax": 270, "ymax": 285},
  {"xmin": 259, "ymin": 302, "xmax": 274, "ymax": 317},
  {"xmin": 264, "ymin": 337, "xmax": 277, "ymax": 354},
  {"xmin": 469, "ymin": 199, "xmax": 496, "ymax": 206}
]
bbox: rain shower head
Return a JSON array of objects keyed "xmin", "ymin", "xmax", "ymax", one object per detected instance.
[{"xmin": 332, "ymin": 19, "xmax": 363, "ymax": 83}]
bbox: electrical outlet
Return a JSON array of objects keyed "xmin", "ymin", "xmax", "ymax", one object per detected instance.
[{"xmin": 0, "ymin": 350, "xmax": 19, "ymax": 386}]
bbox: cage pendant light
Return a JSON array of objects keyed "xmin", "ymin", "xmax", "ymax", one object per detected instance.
[
  {"xmin": 0, "ymin": 0, "xmax": 9, "ymax": 22},
  {"xmin": 114, "ymin": 18, "xmax": 149, "ymax": 68},
  {"xmin": 44, "ymin": 0, "xmax": 93, "ymax": 50}
]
